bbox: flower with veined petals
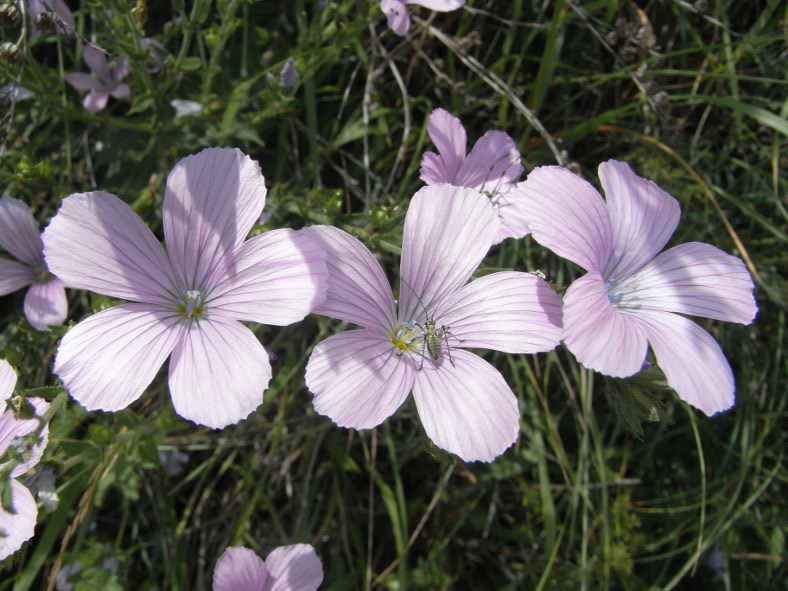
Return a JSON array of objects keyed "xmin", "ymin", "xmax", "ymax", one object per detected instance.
[
  {"xmin": 381, "ymin": 0, "xmax": 465, "ymax": 36},
  {"xmin": 0, "ymin": 360, "xmax": 51, "ymax": 561},
  {"xmin": 213, "ymin": 544, "xmax": 323, "ymax": 591},
  {"xmin": 420, "ymin": 108, "xmax": 527, "ymax": 242},
  {"xmin": 0, "ymin": 196, "xmax": 68, "ymax": 331},
  {"xmin": 65, "ymin": 46, "xmax": 131, "ymax": 114},
  {"xmin": 304, "ymin": 184, "xmax": 563, "ymax": 462},
  {"xmin": 42, "ymin": 147, "xmax": 327, "ymax": 429},
  {"xmin": 518, "ymin": 160, "xmax": 757, "ymax": 414}
]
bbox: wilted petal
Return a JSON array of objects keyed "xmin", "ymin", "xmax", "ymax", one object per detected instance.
[
  {"xmin": 381, "ymin": 0, "xmax": 410, "ymax": 35},
  {"xmin": 306, "ymin": 330, "xmax": 415, "ymax": 430},
  {"xmin": 0, "ymin": 480, "xmax": 37, "ymax": 561},
  {"xmin": 456, "ymin": 131, "xmax": 522, "ymax": 190},
  {"xmin": 170, "ymin": 99, "xmax": 203, "ymax": 119},
  {"xmin": 634, "ymin": 311, "xmax": 735, "ymax": 415},
  {"xmin": 23, "ymin": 278, "xmax": 67, "ymax": 331},
  {"xmin": 163, "ymin": 148, "xmax": 267, "ymax": 290},
  {"xmin": 0, "ymin": 398, "xmax": 49, "ymax": 477},
  {"xmin": 599, "ymin": 160, "xmax": 681, "ymax": 280},
  {"xmin": 207, "ymin": 229, "xmax": 326, "ymax": 326},
  {"xmin": 436, "ymin": 272, "xmax": 562, "ymax": 353},
  {"xmin": 408, "ymin": 0, "xmax": 465, "ymax": 9},
  {"xmin": 0, "ymin": 258, "xmax": 35, "ymax": 296},
  {"xmin": 83, "ymin": 91, "xmax": 109, "ymax": 113},
  {"xmin": 420, "ymin": 108, "xmax": 467, "ymax": 184},
  {"xmin": 0, "ymin": 196, "xmax": 44, "ymax": 266},
  {"xmin": 0, "ymin": 360, "xmax": 15, "ymax": 403},
  {"xmin": 54, "ymin": 304, "xmax": 183, "ymax": 412},
  {"xmin": 265, "ymin": 544, "xmax": 324, "ymax": 591},
  {"xmin": 43, "ymin": 191, "xmax": 178, "ymax": 304},
  {"xmin": 303, "ymin": 226, "xmax": 395, "ymax": 336},
  {"xmin": 563, "ymin": 272, "xmax": 648, "ymax": 377},
  {"xmin": 412, "ymin": 349, "xmax": 519, "ymax": 462},
  {"xmin": 399, "ymin": 185, "xmax": 499, "ymax": 323},
  {"xmin": 517, "ymin": 166, "xmax": 613, "ymax": 273},
  {"xmin": 168, "ymin": 317, "xmax": 271, "ymax": 429},
  {"xmin": 615, "ymin": 242, "xmax": 757, "ymax": 324},
  {"xmin": 64, "ymin": 73, "xmax": 101, "ymax": 91},
  {"xmin": 82, "ymin": 46, "xmax": 110, "ymax": 81},
  {"xmin": 212, "ymin": 546, "xmax": 268, "ymax": 591},
  {"xmin": 280, "ymin": 57, "xmax": 298, "ymax": 90}
]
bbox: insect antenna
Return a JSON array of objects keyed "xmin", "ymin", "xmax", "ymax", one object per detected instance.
[{"xmin": 399, "ymin": 276, "xmax": 431, "ymax": 322}]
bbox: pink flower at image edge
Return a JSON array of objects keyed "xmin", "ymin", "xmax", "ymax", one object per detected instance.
[
  {"xmin": 381, "ymin": 0, "xmax": 466, "ymax": 36},
  {"xmin": 213, "ymin": 544, "xmax": 323, "ymax": 591},
  {"xmin": 65, "ymin": 46, "xmax": 131, "ymax": 113}
]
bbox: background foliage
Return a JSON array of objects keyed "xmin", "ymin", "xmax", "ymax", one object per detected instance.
[{"xmin": 0, "ymin": 0, "xmax": 785, "ymax": 589}]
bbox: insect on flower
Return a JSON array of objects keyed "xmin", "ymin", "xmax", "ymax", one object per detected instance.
[{"xmin": 397, "ymin": 277, "xmax": 459, "ymax": 369}]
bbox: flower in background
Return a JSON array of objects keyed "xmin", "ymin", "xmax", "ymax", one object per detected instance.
[
  {"xmin": 65, "ymin": 46, "xmax": 130, "ymax": 113},
  {"xmin": 0, "ymin": 84, "xmax": 35, "ymax": 104},
  {"xmin": 518, "ymin": 160, "xmax": 757, "ymax": 414},
  {"xmin": 27, "ymin": 0, "xmax": 74, "ymax": 35},
  {"xmin": 170, "ymin": 99, "xmax": 202, "ymax": 119},
  {"xmin": 381, "ymin": 0, "xmax": 465, "ymax": 36},
  {"xmin": 43, "ymin": 148, "xmax": 326, "ymax": 429},
  {"xmin": 213, "ymin": 544, "xmax": 323, "ymax": 591},
  {"xmin": 0, "ymin": 360, "xmax": 51, "ymax": 561},
  {"xmin": 280, "ymin": 57, "xmax": 298, "ymax": 90},
  {"xmin": 420, "ymin": 109, "xmax": 527, "ymax": 242},
  {"xmin": 305, "ymin": 185, "xmax": 563, "ymax": 462},
  {"xmin": 0, "ymin": 196, "xmax": 67, "ymax": 331}
]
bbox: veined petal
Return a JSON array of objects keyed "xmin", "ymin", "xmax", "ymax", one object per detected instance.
[
  {"xmin": 0, "ymin": 258, "xmax": 34, "ymax": 296},
  {"xmin": 420, "ymin": 108, "xmax": 467, "ymax": 184},
  {"xmin": 302, "ymin": 226, "xmax": 395, "ymax": 335},
  {"xmin": 168, "ymin": 317, "xmax": 271, "ymax": 429},
  {"xmin": 412, "ymin": 349, "xmax": 519, "ymax": 462},
  {"xmin": 456, "ymin": 130, "xmax": 522, "ymax": 190},
  {"xmin": 407, "ymin": 0, "xmax": 465, "ymax": 9},
  {"xmin": 64, "ymin": 73, "xmax": 100, "ymax": 91},
  {"xmin": 381, "ymin": 0, "xmax": 410, "ymax": 35},
  {"xmin": 0, "ymin": 480, "xmax": 37, "ymax": 561},
  {"xmin": 207, "ymin": 229, "xmax": 326, "ymax": 325},
  {"xmin": 23, "ymin": 278, "xmax": 67, "ymax": 331},
  {"xmin": 494, "ymin": 185, "xmax": 532, "ymax": 241},
  {"xmin": 0, "ymin": 196, "xmax": 44, "ymax": 266},
  {"xmin": 305, "ymin": 330, "xmax": 415, "ymax": 430},
  {"xmin": 599, "ymin": 160, "xmax": 681, "ymax": 280},
  {"xmin": 563, "ymin": 272, "xmax": 648, "ymax": 377},
  {"xmin": 516, "ymin": 166, "xmax": 613, "ymax": 273},
  {"xmin": 0, "ymin": 398, "xmax": 50, "ymax": 478},
  {"xmin": 265, "ymin": 544, "xmax": 324, "ymax": 591},
  {"xmin": 436, "ymin": 271, "xmax": 562, "ymax": 353},
  {"xmin": 399, "ymin": 185, "xmax": 499, "ymax": 323},
  {"xmin": 0, "ymin": 360, "xmax": 15, "ymax": 403},
  {"xmin": 163, "ymin": 148, "xmax": 267, "ymax": 290},
  {"xmin": 614, "ymin": 242, "xmax": 757, "ymax": 324},
  {"xmin": 43, "ymin": 192, "xmax": 179, "ymax": 304},
  {"xmin": 54, "ymin": 304, "xmax": 183, "ymax": 412},
  {"xmin": 634, "ymin": 310, "xmax": 735, "ymax": 415},
  {"xmin": 213, "ymin": 547, "xmax": 268, "ymax": 591}
]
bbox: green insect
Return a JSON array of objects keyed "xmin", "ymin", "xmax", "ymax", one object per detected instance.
[{"xmin": 399, "ymin": 278, "xmax": 459, "ymax": 370}]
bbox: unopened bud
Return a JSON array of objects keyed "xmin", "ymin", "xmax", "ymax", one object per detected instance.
[
  {"xmin": 0, "ymin": 41, "xmax": 23, "ymax": 64},
  {"xmin": 0, "ymin": 3, "xmax": 21, "ymax": 28},
  {"xmin": 33, "ymin": 11, "xmax": 58, "ymax": 34}
]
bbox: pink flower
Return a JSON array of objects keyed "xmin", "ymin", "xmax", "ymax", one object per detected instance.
[
  {"xmin": 65, "ymin": 46, "xmax": 131, "ymax": 113},
  {"xmin": 420, "ymin": 109, "xmax": 527, "ymax": 242},
  {"xmin": 0, "ymin": 196, "xmax": 68, "ymax": 331},
  {"xmin": 304, "ymin": 184, "xmax": 563, "ymax": 462},
  {"xmin": 380, "ymin": 0, "xmax": 465, "ymax": 36},
  {"xmin": 213, "ymin": 544, "xmax": 323, "ymax": 591},
  {"xmin": 42, "ymin": 148, "xmax": 327, "ymax": 429},
  {"xmin": 518, "ymin": 160, "xmax": 757, "ymax": 415},
  {"xmin": 0, "ymin": 360, "xmax": 50, "ymax": 561},
  {"xmin": 27, "ymin": 0, "xmax": 74, "ymax": 35}
]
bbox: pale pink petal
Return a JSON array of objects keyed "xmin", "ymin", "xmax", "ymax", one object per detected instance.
[
  {"xmin": 407, "ymin": 0, "xmax": 465, "ymax": 9},
  {"xmin": 163, "ymin": 148, "xmax": 267, "ymax": 290},
  {"xmin": 306, "ymin": 330, "xmax": 414, "ymax": 430},
  {"xmin": 0, "ymin": 398, "xmax": 49, "ymax": 477},
  {"xmin": 207, "ymin": 229, "xmax": 326, "ymax": 325},
  {"xmin": 381, "ymin": 0, "xmax": 410, "ymax": 35},
  {"xmin": 43, "ymin": 191, "xmax": 179, "ymax": 305},
  {"xmin": 633, "ymin": 311, "xmax": 735, "ymax": 415},
  {"xmin": 493, "ymin": 185, "xmax": 532, "ymax": 241},
  {"xmin": 435, "ymin": 272, "xmax": 562, "ymax": 353},
  {"xmin": 0, "ymin": 360, "xmax": 15, "ymax": 403},
  {"xmin": 64, "ymin": 73, "xmax": 101, "ymax": 91},
  {"xmin": 420, "ymin": 108, "xmax": 467, "ymax": 184},
  {"xmin": 613, "ymin": 242, "xmax": 757, "ymax": 324},
  {"xmin": 265, "ymin": 544, "xmax": 324, "ymax": 591},
  {"xmin": 302, "ymin": 226, "xmax": 395, "ymax": 336},
  {"xmin": 168, "ymin": 317, "xmax": 271, "ymax": 429},
  {"xmin": 517, "ymin": 166, "xmax": 613, "ymax": 273},
  {"xmin": 456, "ymin": 131, "xmax": 522, "ymax": 190},
  {"xmin": 399, "ymin": 185, "xmax": 499, "ymax": 323},
  {"xmin": 562, "ymin": 272, "xmax": 648, "ymax": 377},
  {"xmin": 110, "ymin": 83, "xmax": 130, "ymax": 100},
  {"xmin": 0, "ymin": 480, "xmax": 37, "ymax": 561},
  {"xmin": 83, "ymin": 91, "xmax": 109, "ymax": 113},
  {"xmin": 0, "ymin": 257, "xmax": 35, "ymax": 296},
  {"xmin": 412, "ymin": 349, "xmax": 519, "ymax": 462},
  {"xmin": 599, "ymin": 160, "xmax": 681, "ymax": 280},
  {"xmin": 213, "ymin": 546, "xmax": 268, "ymax": 591},
  {"xmin": 54, "ymin": 304, "xmax": 183, "ymax": 412},
  {"xmin": 82, "ymin": 46, "xmax": 110, "ymax": 81},
  {"xmin": 0, "ymin": 196, "xmax": 44, "ymax": 266},
  {"xmin": 23, "ymin": 278, "xmax": 67, "ymax": 331},
  {"xmin": 112, "ymin": 56, "xmax": 131, "ymax": 82}
]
